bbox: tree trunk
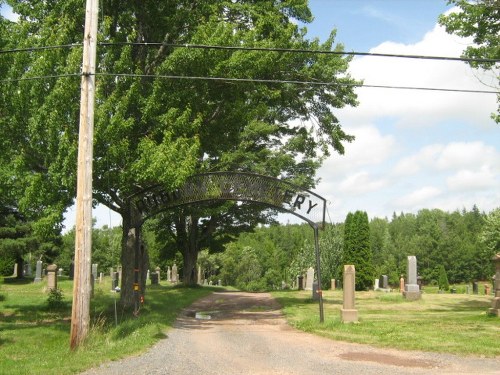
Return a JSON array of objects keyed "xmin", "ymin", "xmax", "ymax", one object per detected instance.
[
  {"xmin": 176, "ymin": 214, "xmax": 200, "ymax": 285},
  {"xmin": 120, "ymin": 202, "xmax": 148, "ymax": 309}
]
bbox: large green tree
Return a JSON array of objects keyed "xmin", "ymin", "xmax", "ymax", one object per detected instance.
[
  {"xmin": 439, "ymin": 0, "xmax": 500, "ymax": 123},
  {"xmin": 1, "ymin": 1, "xmax": 358, "ymax": 305}
]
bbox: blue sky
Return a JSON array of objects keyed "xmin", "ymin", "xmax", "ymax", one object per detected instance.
[
  {"xmin": 303, "ymin": 0, "xmax": 499, "ymax": 224},
  {"xmin": 2, "ymin": 1, "xmax": 499, "ymax": 229}
]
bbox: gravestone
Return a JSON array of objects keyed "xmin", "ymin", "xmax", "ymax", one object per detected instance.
[
  {"xmin": 312, "ymin": 281, "xmax": 320, "ymax": 301},
  {"xmin": 117, "ymin": 266, "xmax": 122, "ymax": 285},
  {"xmin": 380, "ymin": 275, "xmax": 389, "ymax": 289},
  {"xmin": 473, "ymin": 281, "xmax": 479, "ymax": 294},
  {"xmin": 155, "ymin": 267, "xmax": 161, "ymax": 283},
  {"xmin": 404, "ymin": 255, "xmax": 421, "ymax": 300},
  {"xmin": 111, "ymin": 271, "xmax": 119, "ymax": 290},
  {"xmin": 399, "ymin": 276, "xmax": 405, "ymax": 293},
  {"xmin": 171, "ymin": 263, "xmax": 178, "ymax": 283},
  {"xmin": 488, "ymin": 253, "xmax": 500, "ymax": 317},
  {"xmin": 146, "ymin": 269, "xmax": 150, "ymax": 280},
  {"xmin": 150, "ymin": 272, "xmax": 159, "ymax": 285},
  {"xmin": 485, "ymin": 284, "xmax": 491, "ymax": 295},
  {"xmin": 91, "ymin": 264, "xmax": 98, "ymax": 282},
  {"xmin": 374, "ymin": 278, "xmax": 380, "ymax": 291},
  {"xmin": 34, "ymin": 260, "xmax": 43, "ymax": 283},
  {"xmin": 297, "ymin": 275, "xmax": 304, "ymax": 290},
  {"xmin": 24, "ymin": 263, "xmax": 32, "ymax": 277},
  {"xmin": 167, "ymin": 266, "xmax": 171, "ymax": 282},
  {"xmin": 305, "ymin": 267, "xmax": 314, "ymax": 290},
  {"xmin": 331, "ymin": 279, "xmax": 336, "ymax": 290},
  {"xmin": 99, "ymin": 272, "xmax": 103, "ymax": 284},
  {"xmin": 46, "ymin": 264, "xmax": 58, "ymax": 291},
  {"xmin": 58, "ymin": 268, "xmax": 63, "ymax": 277},
  {"xmin": 341, "ymin": 265, "xmax": 358, "ymax": 323}
]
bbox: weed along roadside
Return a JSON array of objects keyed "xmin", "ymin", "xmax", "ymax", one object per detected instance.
[
  {"xmin": 272, "ymin": 289, "xmax": 500, "ymax": 357},
  {"xmin": 0, "ymin": 276, "xmax": 215, "ymax": 375}
]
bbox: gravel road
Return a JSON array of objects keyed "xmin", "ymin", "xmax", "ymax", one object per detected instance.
[{"xmin": 81, "ymin": 291, "xmax": 500, "ymax": 375}]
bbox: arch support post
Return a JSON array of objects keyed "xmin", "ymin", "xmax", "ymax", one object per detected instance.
[{"xmin": 313, "ymin": 225, "xmax": 324, "ymax": 323}]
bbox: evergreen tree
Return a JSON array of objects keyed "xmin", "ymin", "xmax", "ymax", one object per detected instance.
[
  {"xmin": 438, "ymin": 265, "xmax": 450, "ymax": 291},
  {"xmin": 343, "ymin": 211, "xmax": 373, "ymax": 290}
]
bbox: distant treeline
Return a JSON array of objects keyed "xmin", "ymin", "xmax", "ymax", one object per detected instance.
[
  {"xmin": 2, "ymin": 206, "xmax": 498, "ymax": 294},
  {"xmin": 197, "ymin": 206, "xmax": 499, "ymax": 291}
]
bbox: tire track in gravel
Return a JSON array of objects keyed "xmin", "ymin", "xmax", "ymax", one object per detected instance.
[{"xmin": 81, "ymin": 291, "xmax": 500, "ymax": 375}]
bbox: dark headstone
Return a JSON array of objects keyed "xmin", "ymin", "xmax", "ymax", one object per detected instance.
[
  {"xmin": 473, "ymin": 281, "xmax": 479, "ymax": 295},
  {"xmin": 150, "ymin": 272, "xmax": 159, "ymax": 285},
  {"xmin": 312, "ymin": 281, "xmax": 320, "ymax": 301}
]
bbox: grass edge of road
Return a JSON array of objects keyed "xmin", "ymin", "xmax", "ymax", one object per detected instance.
[
  {"xmin": 0, "ymin": 276, "xmax": 216, "ymax": 375},
  {"xmin": 272, "ymin": 289, "xmax": 500, "ymax": 357}
]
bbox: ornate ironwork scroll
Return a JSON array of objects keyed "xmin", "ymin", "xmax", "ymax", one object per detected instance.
[{"xmin": 132, "ymin": 172, "xmax": 326, "ymax": 228}]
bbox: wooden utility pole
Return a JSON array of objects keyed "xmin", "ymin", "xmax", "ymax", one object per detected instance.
[{"xmin": 70, "ymin": 0, "xmax": 99, "ymax": 350}]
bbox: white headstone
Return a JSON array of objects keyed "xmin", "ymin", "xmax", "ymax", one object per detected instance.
[
  {"xmin": 34, "ymin": 260, "xmax": 43, "ymax": 283},
  {"xmin": 305, "ymin": 267, "xmax": 315, "ymax": 290},
  {"xmin": 404, "ymin": 255, "xmax": 421, "ymax": 300},
  {"xmin": 172, "ymin": 263, "xmax": 178, "ymax": 283}
]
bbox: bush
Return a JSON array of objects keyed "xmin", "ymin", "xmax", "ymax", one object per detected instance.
[
  {"xmin": 438, "ymin": 265, "xmax": 450, "ymax": 291},
  {"xmin": 47, "ymin": 288, "xmax": 66, "ymax": 310}
]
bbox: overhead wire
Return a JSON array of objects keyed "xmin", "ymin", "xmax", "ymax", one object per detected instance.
[
  {"xmin": 1, "ymin": 41, "xmax": 499, "ymax": 65},
  {"xmin": 0, "ymin": 71, "xmax": 497, "ymax": 94},
  {"xmin": 0, "ymin": 43, "xmax": 498, "ymax": 94}
]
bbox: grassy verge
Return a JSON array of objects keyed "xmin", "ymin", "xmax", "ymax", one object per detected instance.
[
  {"xmin": 0, "ymin": 276, "xmax": 215, "ymax": 375},
  {"xmin": 272, "ymin": 289, "xmax": 500, "ymax": 357}
]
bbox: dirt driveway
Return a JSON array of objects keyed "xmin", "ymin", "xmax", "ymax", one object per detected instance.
[{"xmin": 81, "ymin": 291, "xmax": 500, "ymax": 375}]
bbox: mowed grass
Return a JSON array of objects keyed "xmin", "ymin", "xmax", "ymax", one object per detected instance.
[
  {"xmin": 272, "ymin": 289, "xmax": 500, "ymax": 357},
  {"xmin": 0, "ymin": 276, "xmax": 214, "ymax": 375}
]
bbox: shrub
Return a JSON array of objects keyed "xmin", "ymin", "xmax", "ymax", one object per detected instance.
[
  {"xmin": 47, "ymin": 288, "xmax": 65, "ymax": 310},
  {"xmin": 438, "ymin": 265, "xmax": 450, "ymax": 291}
]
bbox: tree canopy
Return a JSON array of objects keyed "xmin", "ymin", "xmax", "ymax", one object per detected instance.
[
  {"xmin": 0, "ymin": 1, "xmax": 358, "ymax": 304},
  {"xmin": 439, "ymin": 0, "xmax": 500, "ymax": 123}
]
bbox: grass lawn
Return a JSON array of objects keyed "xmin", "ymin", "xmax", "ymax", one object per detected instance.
[
  {"xmin": 0, "ymin": 276, "xmax": 215, "ymax": 375},
  {"xmin": 272, "ymin": 289, "xmax": 500, "ymax": 357}
]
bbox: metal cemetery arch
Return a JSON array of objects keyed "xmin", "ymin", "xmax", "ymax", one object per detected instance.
[{"xmin": 132, "ymin": 172, "xmax": 326, "ymax": 322}]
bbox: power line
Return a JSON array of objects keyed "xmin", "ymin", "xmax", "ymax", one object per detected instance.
[
  {"xmin": 94, "ymin": 72, "xmax": 499, "ymax": 94},
  {"xmin": 0, "ymin": 72, "xmax": 497, "ymax": 94},
  {"xmin": 0, "ymin": 73, "xmax": 80, "ymax": 83},
  {"xmin": 0, "ymin": 43, "xmax": 81, "ymax": 54},
  {"xmin": 1, "ymin": 42, "xmax": 499, "ymax": 64},
  {"xmin": 99, "ymin": 42, "xmax": 500, "ymax": 64}
]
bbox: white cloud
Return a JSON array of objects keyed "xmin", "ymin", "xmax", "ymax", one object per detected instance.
[
  {"xmin": 338, "ymin": 171, "xmax": 387, "ymax": 194},
  {"xmin": 446, "ymin": 167, "xmax": 497, "ymax": 191},
  {"xmin": 320, "ymin": 125, "xmax": 395, "ymax": 177},
  {"xmin": 394, "ymin": 186, "xmax": 442, "ymax": 209},
  {"xmin": 338, "ymin": 23, "xmax": 498, "ymax": 128},
  {"xmin": 436, "ymin": 142, "xmax": 499, "ymax": 171}
]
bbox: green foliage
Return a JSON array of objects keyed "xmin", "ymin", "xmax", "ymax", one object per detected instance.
[
  {"xmin": 438, "ymin": 265, "xmax": 450, "ymax": 291},
  {"xmin": 56, "ymin": 223, "xmax": 121, "ymax": 272},
  {"xmin": 343, "ymin": 211, "xmax": 374, "ymax": 290},
  {"xmin": 439, "ymin": 1, "xmax": 500, "ymax": 123},
  {"xmin": 46, "ymin": 288, "xmax": 65, "ymax": 310},
  {"xmin": 212, "ymin": 206, "xmax": 495, "ymax": 292},
  {"xmin": 0, "ymin": 278, "xmax": 214, "ymax": 374}
]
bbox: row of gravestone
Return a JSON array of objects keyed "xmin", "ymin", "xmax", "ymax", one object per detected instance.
[{"xmin": 149, "ymin": 264, "xmax": 179, "ymax": 285}]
